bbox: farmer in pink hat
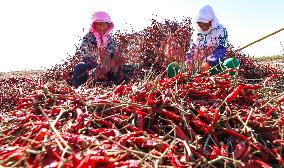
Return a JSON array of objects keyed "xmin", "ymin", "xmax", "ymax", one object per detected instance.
[{"xmin": 71, "ymin": 11, "xmax": 133, "ymax": 88}]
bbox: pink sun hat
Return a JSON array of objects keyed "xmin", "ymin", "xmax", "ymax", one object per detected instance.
[{"xmin": 91, "ymin": 11, "xmax": 112, "ymax": 23}]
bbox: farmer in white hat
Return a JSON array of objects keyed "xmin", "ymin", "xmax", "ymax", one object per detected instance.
[
  {"xmin": 195, "ymin": 5, "xmax": 228, "ymax": 49},
  {"xmin": 71, "ymin": 11, "xmax": 133, "ymax": 88},
  {"xmin": 186, "ymin": 5, "xmax": 239, "ymax": 74}
]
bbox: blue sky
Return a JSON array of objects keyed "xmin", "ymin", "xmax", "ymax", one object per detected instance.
[{"xmin": 0, "ymin": 0, "xmax": 283, "ymax": 72}]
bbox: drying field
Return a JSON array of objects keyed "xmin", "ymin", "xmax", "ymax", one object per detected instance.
[{"xmin": 1, "ymin": 19, "xmax": 284, "ymax": 168}]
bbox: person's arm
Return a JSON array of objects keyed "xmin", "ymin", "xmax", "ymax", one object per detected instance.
[
  {"xmin": 187, "ymin": 33, "xmax": 207, "ymax": 60},
  {"xmin": 217, "ymin": 27, "xmax": 228, "ymax": 47},
  {"xmin": 108, "ymin": 36, "xmax": 125, "ymax": 72},
  {"xmin": 185, "ymin": 41, "xmax": 196, "ymax": 62},
  {"xmin": 206, "ymin": 27, "xmax": 228, "ymax": 66},
  {"xmin": 80, "ymin": 32, "xmax": 99, "ymax": 69},
  {"xmin": 105, "ymin": 36, "xmax": 117, "ymax": 56}
]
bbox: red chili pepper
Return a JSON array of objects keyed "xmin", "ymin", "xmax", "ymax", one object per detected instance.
[
  {"xmin": 250, "ymin": 142, "xmax": 262, "ymax": 151},
  {"xmin": 242, "ymin": 84, "xmax": 260, "ymax": 90},
  {"xmin": 129, "ymin": 136, "xmax": 145, "ymax": 145},
  {"xmin": 96, "ymin": 99, "xmax": 108, "ymax": 104},
  {"xmin": 233, "ymin": 141, "xmax": 247, "ymax": 159},
  {"xmin": 163, "ymin": 97, "xmax": 171, "ymax": 105},
  {"xmin": 147, "ymin": 92, "xmax": 155, "ymax": 106},
  {"xmin": 111, "ymin": 99, "xmax": 121, "ymax": 103},
  {"xmin": 52, "ymin": 107, "xmax": 61, "ymax": 114},
  {"xmin": 211, "ymin": 109, "xmax": 219, "ymax": 129},
  {"xmin": 246, "ymin": 159, "xmax": 272, "ymax": 168},
  {"xmin": 126, "ymin": 125, "xmax": 141, "ymax": 132},
  {"xmin": 6, "ymin": 123, "xmax": 23, "ymax": 136},
  {"xmin": 29, "ymin": 115, "xmax": 41, "ymax": 121},
  {"xmin": 89, "ymin": 128, "xmax": 119, "ymax": 137},
  {"xmin": 197, "ymin": 109, "xmax": 211, "ymax": 122},
  {"xmin": 114, "ymin": 84, "xmax": 125, "ymax": 96},
  {"xmin": 278, "ymin": 94, "xmax": 284, "ymax": 103},
  {"xmin": 46, "ymin": 145, "xmax": 61, "ymax": 161},
  {"xmin": 240, "ymin": 145, "xmax": 251, "ymax": 161},
  {"xmin": 223, "ymin": 128, "xmax": 248, "ymax": 141},
  {"xmin": 118, "ymin": 131, "xmax": 143, "ymax": 145},
  {"xmin": 273, "ymin": 139, "xmax": 284, "ymax": 145},
  {"xmin": 75, "ymin": 108, "xmax": 84, "ymax": 123},
  {"xmin": 71, "ymin": 154, "xmax": 81, "ymax": 167},
  {"xmin": 33, "ymin": 152, "xmax": 46, "ymax": 164},
  {"xmin": 249, "ymin": 142, "xmax": 275, "ymax": 158},
  {"xmin": 263, "ymin": 74, "xmax": 278, "ymax": 87},
  {"xmin": 210, "ymin": 145, "xmax": 220, "ymax": 160},
  {"xmin": 31, "ymin": 127, "xmax": 49, "ymax": 148},
  {"xmin": 271, "ymin": 148, "xmax": 284, "ymax": 165},
  {"xmin": 220, "ymin": 142, "xmax": 228, "ymax": 157},
  {"xmin": 175, "ymin": 126, "xmax": 190, "ymax": 141},
  {"xmin": 77, "ymin": 154, "xmax": 90, "ymax": 168},
  {"xmin": 11, "ymin": 152, "xmax": 23, "ymax": 161},
  {"xmin": 10, "ymin": 136, "xmax": 22, "ymax": 146},
  {"xmin": 156, "ymin": 143, "xmax": 170, "ymax": 153},
  {"xmin": 102, "ymin": 160, "xmax": 139, "ymax": 168},
  {"xmin": 224, "ymin": 85, "xmax": 243, "ymax": 102},
  {"xmin": 119, "ymin": 160, "xmax": 139, "ymax": 167},
  {"xmin": 35, "ymin": 127, "xmax": 49, "ymax": 141},
  {"xmin": 89, "ymin": 155, "xmax": 110, "ymax": 167},
  {"xmin": 168, "ymin": 152, "xmax": 189, "ymax": 168},
  {"xmin": 122, "ymin": 107, "xmax": 135, "ymax": 115},
  {"xmin": 160, "ymin": 109, "xmax": 180, "ymax": 121},
  {"xmin": 191, "ymin": 119, "xmax": 211, "ymax": 134},
  {"xmin": 61, "ymin": 133, "xmax": 95, "ymax": 149},
  {"xmin": 137, "ymin": 114, "xmax": 145, "ymax": 130},
  {"xmin": 140, "ymin": 139, "xmax": 159, "ymax": 148},
  {"xmin": 96, "ymin": 119, "xmax": 115, "ymax": 128},
  {"xmin": 136, "ymin": 109, "xmax": 147, "ymax": 116},
  {"xmin": 0, "ymin": 149, "xmax": 18, "ymax": 160},
  {"xmin": 132, "ymin": 91, "xmax": 147, "ymax": 102}
]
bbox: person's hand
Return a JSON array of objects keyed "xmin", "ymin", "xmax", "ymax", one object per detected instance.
[
  {"xmin": 201, "ymin": 61, "xmax": 210, "ymax": 72},
  {"xmin": 112, "ymin": 53, "xmax": 124, "ymax": 72},
  {"xmin": 91, "ymin": 65, "xmax": 108, "ymax": 80}
]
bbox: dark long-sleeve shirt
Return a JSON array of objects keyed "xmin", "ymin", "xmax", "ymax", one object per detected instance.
[{"xmin": 80, "ymin": 32, "xmax": 118, "ymax": 69}]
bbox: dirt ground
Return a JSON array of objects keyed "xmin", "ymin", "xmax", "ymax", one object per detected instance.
[
  {"xmin": 0, "ymin": 59, "xmax": 283, "ymax": 79},
  {"xmin": 0, "ymin": 70, "xmax": 46, "ymax": 79}
]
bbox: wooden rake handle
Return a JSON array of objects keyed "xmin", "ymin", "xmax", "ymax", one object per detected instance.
[{"xmin": 237, "ymin": 28, "xmax": 284, "ymax": 51}]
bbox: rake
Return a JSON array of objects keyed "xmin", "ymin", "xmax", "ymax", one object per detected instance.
[{"xmin": 237, "ymin": 28, "xmax": 284, "ymax": 51}]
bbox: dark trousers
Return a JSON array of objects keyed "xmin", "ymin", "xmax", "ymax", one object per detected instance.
[
  {"xmin": 71, "ymin": 62, "xmax": 90, "ymax": 88},
  {"xmin": 72, "ymin": 63, "xmax": 135, "ymax": 88}
]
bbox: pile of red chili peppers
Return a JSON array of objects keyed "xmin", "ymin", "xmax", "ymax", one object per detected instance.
[{"xmin": 1, "ymin": 69, "xmax": 284, "ymax": 167}]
